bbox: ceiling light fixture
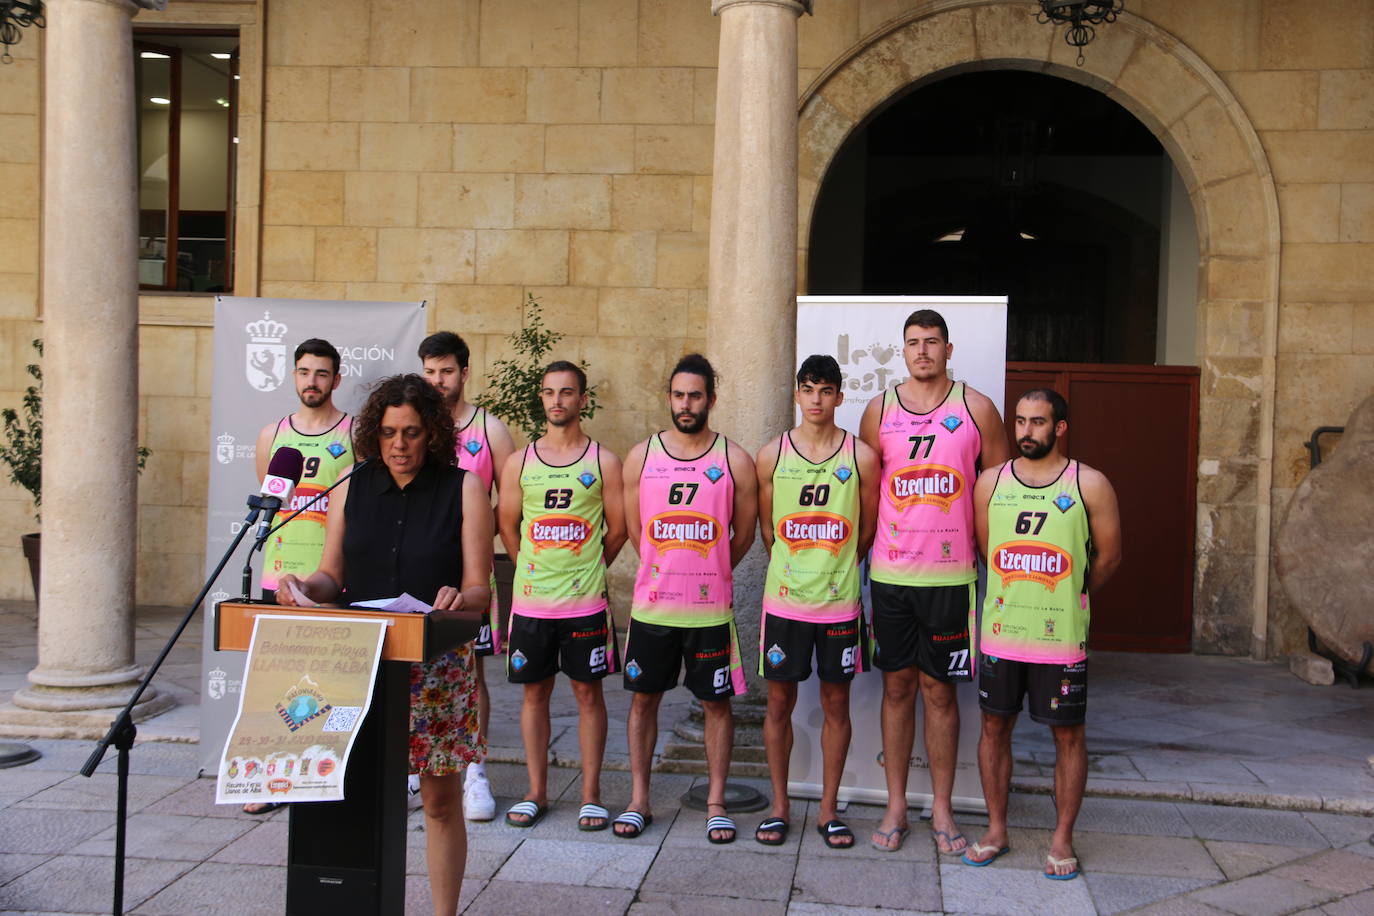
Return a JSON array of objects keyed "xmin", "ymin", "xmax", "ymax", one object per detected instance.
[
  {"xmin": 1035, "ymin": 0, "xmax": 1123, "ymax": 66},
  {"xmin": 1, "ymin": 0, "xmax": 43, "ymax": 64}
]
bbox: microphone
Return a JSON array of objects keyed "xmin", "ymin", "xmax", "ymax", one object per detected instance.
[
  {"xmin": 261, "ymin": 456, "xmax": 373, "ymax": 541},
  {"xmin": 240, "ymin": 453, "xmax": 369, "ymax": 601},
  {"xmin": 252, "ymin": 447, "xmax": 304, "ymax": 546}
]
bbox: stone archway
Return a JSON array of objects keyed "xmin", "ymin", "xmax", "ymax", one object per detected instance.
[{"xmin": 796, "ymin": 1, "xmax": 1281, "ymax": 657}]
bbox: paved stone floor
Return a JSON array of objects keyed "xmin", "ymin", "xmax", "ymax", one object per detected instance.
[{"xmin": 1, "ymin": 600, "xmax": 1372, "ymax": 913}]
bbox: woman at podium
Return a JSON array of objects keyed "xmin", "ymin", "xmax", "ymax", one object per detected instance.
[{"xmin": 277, "ymin": 373, "xmax": 493, "ymax": 915}]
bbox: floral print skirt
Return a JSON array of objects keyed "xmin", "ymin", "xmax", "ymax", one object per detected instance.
[{"xmin": 408, "ymin": 642, "xmax": 483, "ymax": 775}]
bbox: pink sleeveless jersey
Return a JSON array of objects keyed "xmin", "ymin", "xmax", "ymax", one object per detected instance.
[
  {"xmin": 454, "ymin": 405, "xmax": 501, "ymax": 645},
  {"xmin": 455, "ymin": 406, "xmax": 495, "ymax": 493},
  {"xmin": 630, "ymin": 433, "xmax": 735, "ymax": 628},
  {"xmin": 870, "ymin": 381, "xmax": 981, "ymax": 587}
]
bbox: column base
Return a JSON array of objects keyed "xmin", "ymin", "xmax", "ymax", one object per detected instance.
[
  {"xmin": 15, "ymin": 658, "xmax": 152, "ymax": 708},
  {"xmin": 0, "ymin": 690, "xmax": 177, "ymax": 740}
]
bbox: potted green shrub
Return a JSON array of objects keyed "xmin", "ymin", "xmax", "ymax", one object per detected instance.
[
  {"xmin": 0, "ymin": 340, "xmax": 148, "ymax": 600},
  {"xmin": 0, "ymin": 341, "xmax": 42, "ymax": 598},
  {"xmin": 477, "ymin": 293, "xmax": 600, "ymax": 440}
]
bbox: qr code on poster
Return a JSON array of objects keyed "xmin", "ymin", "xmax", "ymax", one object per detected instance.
[{"xmin": 322, "ymin": 706, "xmax": 363, "ymax": 732}]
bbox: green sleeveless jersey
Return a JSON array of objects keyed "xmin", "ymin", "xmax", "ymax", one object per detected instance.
[
  {"xmin": 762, "ymin": 432, "xmax": 862, "ymax": 623},
  {"xmin": 260, "ymin": 413, "xmax": 353, "ymax": 591},
  {"xmin": 982, "ymin": 459, "xmax": 1091, "ymax": 664},
  {"xmin": 512, "ymin": 439, "xmax": 608, "ymax": 619}
]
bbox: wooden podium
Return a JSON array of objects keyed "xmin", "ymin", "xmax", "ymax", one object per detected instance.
[{"xmin": 215, "ymin": 601, "xmax": 480, "ymax": 916}]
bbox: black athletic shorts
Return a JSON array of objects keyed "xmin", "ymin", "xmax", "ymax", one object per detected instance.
[
  {"xmin": 473, "ymin": 611, "xmax": 498, "ymax": 656},
  {"xmin": 759, "ymin": 613, "xmax": 868, "ymax": 683},
  {"xmin": 473, "ymin": 570, "xmax": 503, "ymax": 657},
  {"xmin": 506, "ymin": 609, "xmax": 618, "ymax": 683},
  {"xmin": 869, "ymin": 581, "xmax": 973, "ymax": 681},
  {"xmin": 978, "ymin": 654, "xmax": 1088, "ymax": 726},
  {"xmin": 622, "ymin": 618, "xmax": 744, "ymax": 701}
]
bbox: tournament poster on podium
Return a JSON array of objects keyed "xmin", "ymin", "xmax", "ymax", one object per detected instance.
[{"xmin": 216, "ymin": 615, "xmax": 387, "ymax": 805}]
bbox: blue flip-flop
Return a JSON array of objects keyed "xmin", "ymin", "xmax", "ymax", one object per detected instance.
[
  {"xmin": 961, "ymin": 842, "xmax": 1011, "ymax": 867},
  {"xmin": 869, "ymin": 824, "xmax": 910, "ymax": 851},
  {"xmin": 1044, "ymin": 854, "xmax": 1080, "ymax": 880}
]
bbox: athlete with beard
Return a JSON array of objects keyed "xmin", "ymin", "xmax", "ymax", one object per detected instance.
[
  {"xmin": 965, "ymin": 388, "xmax": 1120, "ymax": 879},
  {"xmin": 247, "ymin": 337, "xmax": 352, "ymax": 814},
  {"xmin": 420, "ymin": 331, "xmax": 515, "ymax": 820},
  {"xmin": 858, "ymin": 309, "xmax": 1009, "ymax": 855},
  {"xmin": 615, "ymin": 354, "xmax": 758, "ymax": 844},
  {"xmin": 497, "ymin": 361, "xmax": 626, "ymax": 831},
  {"xmin": 753, "ymin": 355, "xmax": 879, "ymax": 850}
]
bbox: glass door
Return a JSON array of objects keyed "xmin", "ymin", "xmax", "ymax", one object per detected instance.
[{"xmin": 136, "ymin": 40, "xmax": 179, "ymax": 289}]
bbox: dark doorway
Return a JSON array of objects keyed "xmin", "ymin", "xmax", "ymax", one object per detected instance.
[
  {"xmin": 810, "ymin": 70, "xmax": 1167, "ymax": 364},
  {"xmin": 809, "ymin": 70, "xmax": 1199, "ymax": 652}
]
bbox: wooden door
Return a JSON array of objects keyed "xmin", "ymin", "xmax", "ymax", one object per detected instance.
[{"xmin": 1003, "ymin": 364, "xmax": 1199, "ymax": 652}]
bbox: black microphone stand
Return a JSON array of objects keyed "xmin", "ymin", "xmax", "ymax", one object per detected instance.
[
  {"xmin": 240, "ymin": 457, "xmax": 372, "ymax": 598},
  {"xmin": 80, "ymin": 499, "xmax": 263, "ymax": 916}
]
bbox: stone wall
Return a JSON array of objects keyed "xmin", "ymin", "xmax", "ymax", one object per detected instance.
[
  {"xmin": 790, "ymin": 0, "xmax": 1374, "ymax": 659},
  {"xmin": 4, "ymin": 0, "xmax": 1372, "ymax": 661}
]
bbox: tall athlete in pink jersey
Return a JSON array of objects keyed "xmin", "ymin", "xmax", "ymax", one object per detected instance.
[
  {"xmin": 859, "ymin": 309, "xmax": 1009, "ymax": 856},
  {"xmin": 616, "ymin": 354, "xmax": 758, "ymax": 844},
  {"xmin": 420, "ymin": 331, "xmax": 515, "ymax": 821}
]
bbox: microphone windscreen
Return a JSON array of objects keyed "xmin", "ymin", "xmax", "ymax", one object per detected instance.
[{"xmin": 266, "ymin": 446, "xmax": 305, "ymax": 484}]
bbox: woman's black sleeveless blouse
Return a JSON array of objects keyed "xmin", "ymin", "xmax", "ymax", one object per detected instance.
[{"xmin": 341, "ymin": 458, "xmax": 465, "ymax": 605}]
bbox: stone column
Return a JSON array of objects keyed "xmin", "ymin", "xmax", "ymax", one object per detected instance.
[
  {"xmin": 707, "ymin": 0, "xmax": 809, "ymax": 694},
  {"xmin": 6, "ymin": 0, "xmax": 172, "ymax": 730}
]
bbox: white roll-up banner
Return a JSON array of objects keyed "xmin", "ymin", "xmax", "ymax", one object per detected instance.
[{"xmin": 790, "ymin": 295, "xmax": 1007, "ymax": 813}]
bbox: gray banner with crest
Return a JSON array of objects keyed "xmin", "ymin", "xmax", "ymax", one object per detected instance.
[{"xmin": 198, "ymin": 296, "xmax": 426, "ymax": 773}]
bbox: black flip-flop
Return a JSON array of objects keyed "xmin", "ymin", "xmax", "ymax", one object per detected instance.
[
  {"xmin": 706, "ymin": 814, "xmax": 737, "ymax": 845},
  {"xmin": 504, "ymin": 800, "xmax": 547, "ymax": 828},
  {"xmin": 754, "ymin": 817, "xmax": 789, "ymax": 846},
  {"xmin": 243, "ymin": 802, "xmax": 284, "ymax": 816},
  {"xmin": 578, "ymin": 803, "xmax": 610, "ymax": 832},
  {"xmin": 817, "ymin": 819, "xmax": 855, "ymax": 849},
  {"xmin": 612, "ymin": 810, "xmax": 652, "ymax": 839}
]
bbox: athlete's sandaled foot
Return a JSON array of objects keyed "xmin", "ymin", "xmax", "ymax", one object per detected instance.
[
  {"xmin": 869, "ymin": 823, "xmax": 910, "ymax": 851},
  {"xmin": 578, "ymin": 803, "xmax": 610, "ymax": 832},
  {"xmin": 504, "ymin": 800, "xmax": 547, "ymax": 828},
  {"xmin": 754, "ymin": 818, "xmax": 788, "ymax": 846},
  {"xmin": 932, "ymin": 827, "xmax": 968, "ymax": 856},
  {"xmin": 961, "ymin": 841, "xmax": 1011, "ymax": 867},
  {"xmin": 816, "ymin": 819, "xmax": 855, "ymax": 849},
  {"xmin": 1044, "ymin": 853, "xmax": 1080, "ymax": 880},
  {"xmin": 243, "ymin": 801, "xmax": 284, "ymax": 816},
  {"xmin": 706, "ymin": 805, "xmax": 736, "ymax": 844},
  {"xmin": 612, "ymin": 810, "xmax": 652, "ymax": 839}
]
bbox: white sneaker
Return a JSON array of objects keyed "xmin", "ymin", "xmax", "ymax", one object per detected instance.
[
  {"xmin": 407, "ymin": 775, "xmax": 421, "ymax": 797},
  {"xmin": 463, "ymin": 771, "xmax": 496, "ymax": 821}
]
